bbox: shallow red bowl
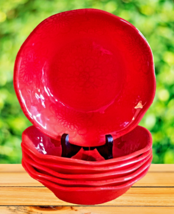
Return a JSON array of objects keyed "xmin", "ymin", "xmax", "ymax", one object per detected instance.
[
  {"xmin": 22, "ymin": 160, "xmax": 150, "ymax": 205},
  {"xmin": 22, "ymin": 125, "xmax": 152, "ymax": 166},
  {"xmin": 22, "ymin": 145, "xmax": 151, "ymax": 174},
  {"xmin": 14, "ymin": 8, "xmax": 156, "ymax": 147},
  {"xmin": 22, "ymin": 154, "xmax": 152, "ymax": 187},
  {"xmin": 22, "ymin": 150, "xmax": 151, "ymax": 180}
]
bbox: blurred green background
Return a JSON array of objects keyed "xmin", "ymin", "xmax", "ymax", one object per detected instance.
[{"xmin": 0, "ymin": 0, "xmax": 174, "ymax": 163}]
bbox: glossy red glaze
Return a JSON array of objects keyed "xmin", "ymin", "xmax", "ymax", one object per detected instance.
[
  {"xmin": 22, "ymin": 152, "xmax": 151, "ymax": 180},
  {"xmin": 22, "ymin": 125, "xmax": 152, "ymax": 166},
  {"xmin": 22, "ymin": 160, "xmax": 150, "ymax": 205},
  {"xmin": 14, "ymin": 8, "xmax": 156, "ymax": 147},
  {"xmin": 22, "ymin": 145, "xmax": 151, "ymax": 174},
  {"xmin": 22, "ymin": 154, "xmax": 152, "ymax": 186}
]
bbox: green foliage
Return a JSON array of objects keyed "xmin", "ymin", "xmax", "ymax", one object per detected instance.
[{"xmin": 0, "ymin": 0, "xmax": 174, "ymax": 163}]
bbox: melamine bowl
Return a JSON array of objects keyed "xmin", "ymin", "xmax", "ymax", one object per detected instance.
[
  {"xmin": 22, "ymin": 150, "xmax": 152, "ymax": 180},
  {"xmin": 22, "ymin": 125, "xmax": 152, "ymax": 166},
  {"xmin": 22, "ymin": 154, "xmax": 152, "ymax": 186},
  {"xmin": 22, "ymin": 160, "xmax": 150, "ymax": 205},
  {"xmin": 22, "ymin": 144, "xmax": 152, "ymax": 174},
  {"xmin": 14, "ymin": 8, "xmax": 156, "ymax": 147}
]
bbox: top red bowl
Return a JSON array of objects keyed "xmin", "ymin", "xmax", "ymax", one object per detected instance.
[
  {"xmin": 22, "ymin": 125, "xmax": 152, "ymax": 166},
  {"xmin": 14, "ymin": 8, "xmax": 156, "ymax": 147}
]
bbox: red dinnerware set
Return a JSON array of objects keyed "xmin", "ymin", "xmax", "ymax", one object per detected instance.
[{"xmin": 14, "ymin": 8, "xmax": 156, "ymax": 205}]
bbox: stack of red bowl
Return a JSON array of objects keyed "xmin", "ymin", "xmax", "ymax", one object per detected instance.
[
  {"xmin": 21, "ymin": 125, "xmax": 152, "ymax": 205},
  {"xmin": 14, "ymin": 9, "xmax": 156, "ymax": 205}
]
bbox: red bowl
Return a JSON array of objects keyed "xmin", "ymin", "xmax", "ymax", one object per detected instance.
[
  {"xmin": 22, "ymin": 145, "xmax": 152, "ymax": 174},
  {"xmin": 22, "ymin": 150, "xmax": 151, "ymax": 180},
  {"xmin": 22, "ymin": 160, "xmax": 150, "ymax": 205},
  {"xmin": 22, "ymin": 154, "xmax": 152, "ymax": 187},
  {"xmin": 22, "ymin": 125, "xmax": 152, "ymax": 166},
  {"xmin": 14, "ymin": 8, "xmax": 156, "ymax": 147}
]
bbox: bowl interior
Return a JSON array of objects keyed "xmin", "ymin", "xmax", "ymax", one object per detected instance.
[{"xmin": 15, "ymin": 8, "xmax": 156, "ymax": 147}]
